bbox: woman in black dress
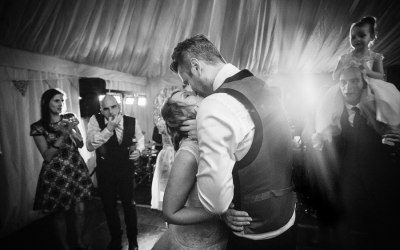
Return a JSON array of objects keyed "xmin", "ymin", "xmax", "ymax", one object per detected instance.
[{"xmin": 30, "ymin": 88, "xmax": 92, "ymax": 250}]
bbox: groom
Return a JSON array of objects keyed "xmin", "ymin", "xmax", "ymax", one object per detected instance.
[{"xmin": 170, "ymin": 34, "xmax": 296, "ymax": 250}]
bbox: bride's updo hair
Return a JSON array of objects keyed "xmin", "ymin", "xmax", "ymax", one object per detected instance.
[
  {"xmin": 161, "ymin": 91, "xmax": 197, "ymax": 151},
  {"xmin": 351, "ymin": 16, "xmax": 378, "ymax": 41}
]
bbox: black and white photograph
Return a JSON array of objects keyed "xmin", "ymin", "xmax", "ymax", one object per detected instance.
[{"xmin": 1, "ymin": 0, "xmax": 399, "ymax": 249}]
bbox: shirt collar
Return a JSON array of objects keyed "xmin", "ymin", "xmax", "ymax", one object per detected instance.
[
  {"xmin": 213, "ymin": 63, "xmax": 240, "ymax": 91},
  {"xmin": 344, "ymin": 102, "xmax": 360, "ymax": 111}
]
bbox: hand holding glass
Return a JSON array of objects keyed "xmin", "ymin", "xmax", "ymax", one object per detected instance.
[{"xmin": 129, "ymin": 147, "xmax": 140, "ymax": 161}]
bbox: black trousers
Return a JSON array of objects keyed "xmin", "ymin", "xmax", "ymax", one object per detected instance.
[
  {"xmin": 226, "ymin": 224, "xmax": 296, "ymax": 250},
  {"xmin": 96, "ymin": 162, "xmax": 138, "ymax": 242}
]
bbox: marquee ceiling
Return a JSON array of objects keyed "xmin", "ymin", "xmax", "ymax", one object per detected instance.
[{"xmin": 1, "ymin": 0, "xmax": 400, "ymax": 79}]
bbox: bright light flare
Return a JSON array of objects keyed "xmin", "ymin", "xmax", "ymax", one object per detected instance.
[
  {"xmin": 301, "ymin": 75, "xmax": 318, "ymax": 107},
  {"xmin": 113, "ymin": 95, "xmax": 122, "ymax": 104},
  {"xmin": 125, "ymin": 97, "xmax": 135, "ymax": 105},
  {"xmin": 282, "ymin": 73, "xmax": 320, "ymax": 116},
  {"xmin": 138, "ymin": 96, "xmax": 147, "ymax": 106}
]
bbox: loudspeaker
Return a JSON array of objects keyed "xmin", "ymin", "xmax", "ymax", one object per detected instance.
[
  {"xmin": 386, "ymin": 65, "xmax": 400, "ymax": 91},
  {"xmin": 79, "ymin": 78, "xmax": 106, "ymax": 117}
]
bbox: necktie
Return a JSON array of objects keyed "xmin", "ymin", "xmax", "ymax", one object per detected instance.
[{"xmin": 352, "ymin": 107, "xmax": 362, "ymax": 128}]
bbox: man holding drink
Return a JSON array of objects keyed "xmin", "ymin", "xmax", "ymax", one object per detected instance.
[{"xmin": 87, "ymin": 95, "xmax": 144, "ymax": 250}]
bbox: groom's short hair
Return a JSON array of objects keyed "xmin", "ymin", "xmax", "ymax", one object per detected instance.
[{"xmin": 170, "ymin": 34, "xmax": 225, "ymax": 73}]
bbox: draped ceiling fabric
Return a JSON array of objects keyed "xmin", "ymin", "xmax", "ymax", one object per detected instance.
[
  {"xmin": 1, "ymin": 0, "xmax": 400, "ymax": 237},
  {"xmin": 1, "ymin": 0, "xmax": 400, "ymax": 79}
]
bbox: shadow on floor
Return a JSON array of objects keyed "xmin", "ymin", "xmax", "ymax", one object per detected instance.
[
  {"xmin": 0, "ymin": 180, "xmax": 164, "ymax": 250},
  {"xmin": 1, "ymin": 190, "xmax": 330, "ymax": 250},
  {"xmin": 0, "ymin": 198, "xmax": 166, "ymax": 250}
]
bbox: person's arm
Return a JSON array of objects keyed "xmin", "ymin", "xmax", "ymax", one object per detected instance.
[
  {"xmin": 196, "ymin": 94, "xmax": 250, "ymax": 214},
  {"xmin": 71, "ymin": 126, "xmax": 84, "ymax": 148},
  {"xmin": 86, "ymin": 115, "xmax": 113, "ymax": 152},
  {"xmin": 163, "ymin": 149, "xmax": 216, "ymax": 225},
  {"xmin": 33, "ymin": 134, "xmax": 66, "ymax": 163},
  {"xmin": 366, "ymin": 55, "xmax": 385, "ymax": 80},
  {"xmin": 129, "ymin": 121, "xmax": 145, "ymax": 161},
  {"xmin": 382, "ymin": 126, "xmax": 400, "ymax": 147},
  {"xmin": 66, "ymin": 115, "xmax": 84, "ymax": 148}
]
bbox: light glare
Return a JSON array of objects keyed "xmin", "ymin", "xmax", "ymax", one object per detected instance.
[
  {"xmin": 113, "ymin": 95, "xmax": 122, "ymax": 104},
  {"xmin": 126, "ymin": 97, "xmax": 135, "ymax": 105},
  {"xmin": 138, "ymin": 96, "xmax": 147, "ymax": 106}
]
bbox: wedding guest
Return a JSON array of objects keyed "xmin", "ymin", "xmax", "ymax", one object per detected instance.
[
  {"xmin": 86, "ymin": 95, "xmax": 144, "ymax": 250},
  {"xmin": 31, "ymin": 88, "xmax": 92, "ymax": 250},
  {"xmin": 313, "ymin": 65, "xmax": 400, "ymax": 249}
]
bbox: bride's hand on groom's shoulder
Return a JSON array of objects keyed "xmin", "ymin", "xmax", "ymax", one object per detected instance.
[
  {"xmin": 180, "ymin": 119, "xmax": 197, "ymax": 140},
  {"xmin": 222, "ymin": 203, "xmax": 252, "ymax": 232}
]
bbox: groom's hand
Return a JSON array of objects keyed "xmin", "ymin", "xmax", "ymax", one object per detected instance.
[{"xmin": 180, "ymin": 119, "xmax": 197, "ymax": 140}]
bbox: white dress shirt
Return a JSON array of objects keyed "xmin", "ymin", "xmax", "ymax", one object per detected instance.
[
  {"xmin": 86, "ymin": 115, "xmax": 145, "ymax": 152},
  {"xmin": 196, "ymin": 63, "xmax": 295, "ymax": 240}
]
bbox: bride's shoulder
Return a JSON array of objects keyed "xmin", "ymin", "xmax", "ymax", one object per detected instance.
[{"xmin": 178, "ymin": 138, "xmax": 199, "ymax": 160}]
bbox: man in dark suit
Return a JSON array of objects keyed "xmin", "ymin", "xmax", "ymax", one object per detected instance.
[{"xmin": 313, "ymin": 66, "xmax": 400, "ymax": 249}]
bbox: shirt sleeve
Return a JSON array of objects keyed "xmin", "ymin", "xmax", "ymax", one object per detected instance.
[
  {"xmin": 135, "ymin": 121, "xmax": 145, "ymax": 152},
  {"xmin": 196, "ymin": 93, "xmax": 251, "ymax": 214},
  {"xmin": 86, "ymin": 115, "xmax": 113, "ymax": 152}
]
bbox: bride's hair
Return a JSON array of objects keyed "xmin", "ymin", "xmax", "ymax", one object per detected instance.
[{"xmin": 161, "ymin": 92, "xmax": 197, "ymax": 151}]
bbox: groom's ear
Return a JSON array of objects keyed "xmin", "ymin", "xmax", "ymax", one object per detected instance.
[{"xmin": 190, "ymin": 58, "xmax": 201, "ymax": 75}]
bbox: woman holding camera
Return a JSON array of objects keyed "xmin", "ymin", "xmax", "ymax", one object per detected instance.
[{"xmin": 30, "ymin": 88, "xmax": 92, "ymax": 250}]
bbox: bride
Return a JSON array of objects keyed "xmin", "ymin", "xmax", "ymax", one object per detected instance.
[{"xmin": 152, "ymin": 90, "xmax": 251, "ymax": 250}]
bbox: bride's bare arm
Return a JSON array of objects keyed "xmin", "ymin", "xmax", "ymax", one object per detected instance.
[{"xmin": 162, "ymin": 150, "xmax": 215, "ymax": 225}]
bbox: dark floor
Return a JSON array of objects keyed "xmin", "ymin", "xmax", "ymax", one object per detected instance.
[{"xmin": 0, "ymin": 183, "xmax": 328, "ymax": 250}]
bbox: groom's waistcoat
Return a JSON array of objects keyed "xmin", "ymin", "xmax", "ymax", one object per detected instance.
[{"xmin": 215, "ymin": 70, "xmax": 295, "ymax": 234}]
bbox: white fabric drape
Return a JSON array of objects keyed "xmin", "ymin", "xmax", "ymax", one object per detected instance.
[
  {"xmin": 0, "ymin": 66, "xmax": 92, "ymax": 236},
  {"xmin": 0, "ymin": 45, "xmax": 147, "ymax": 85},
  {"xmin": 124, "ymin": 98, "xmax": 150, "ymax": 141},
  {"xmin": 1, "ymin": 0, "xmax": 399, "ymax": 78},
  {"xmin": 1, "ymin": 0, "xmax": 400, "ymax": 237}
]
